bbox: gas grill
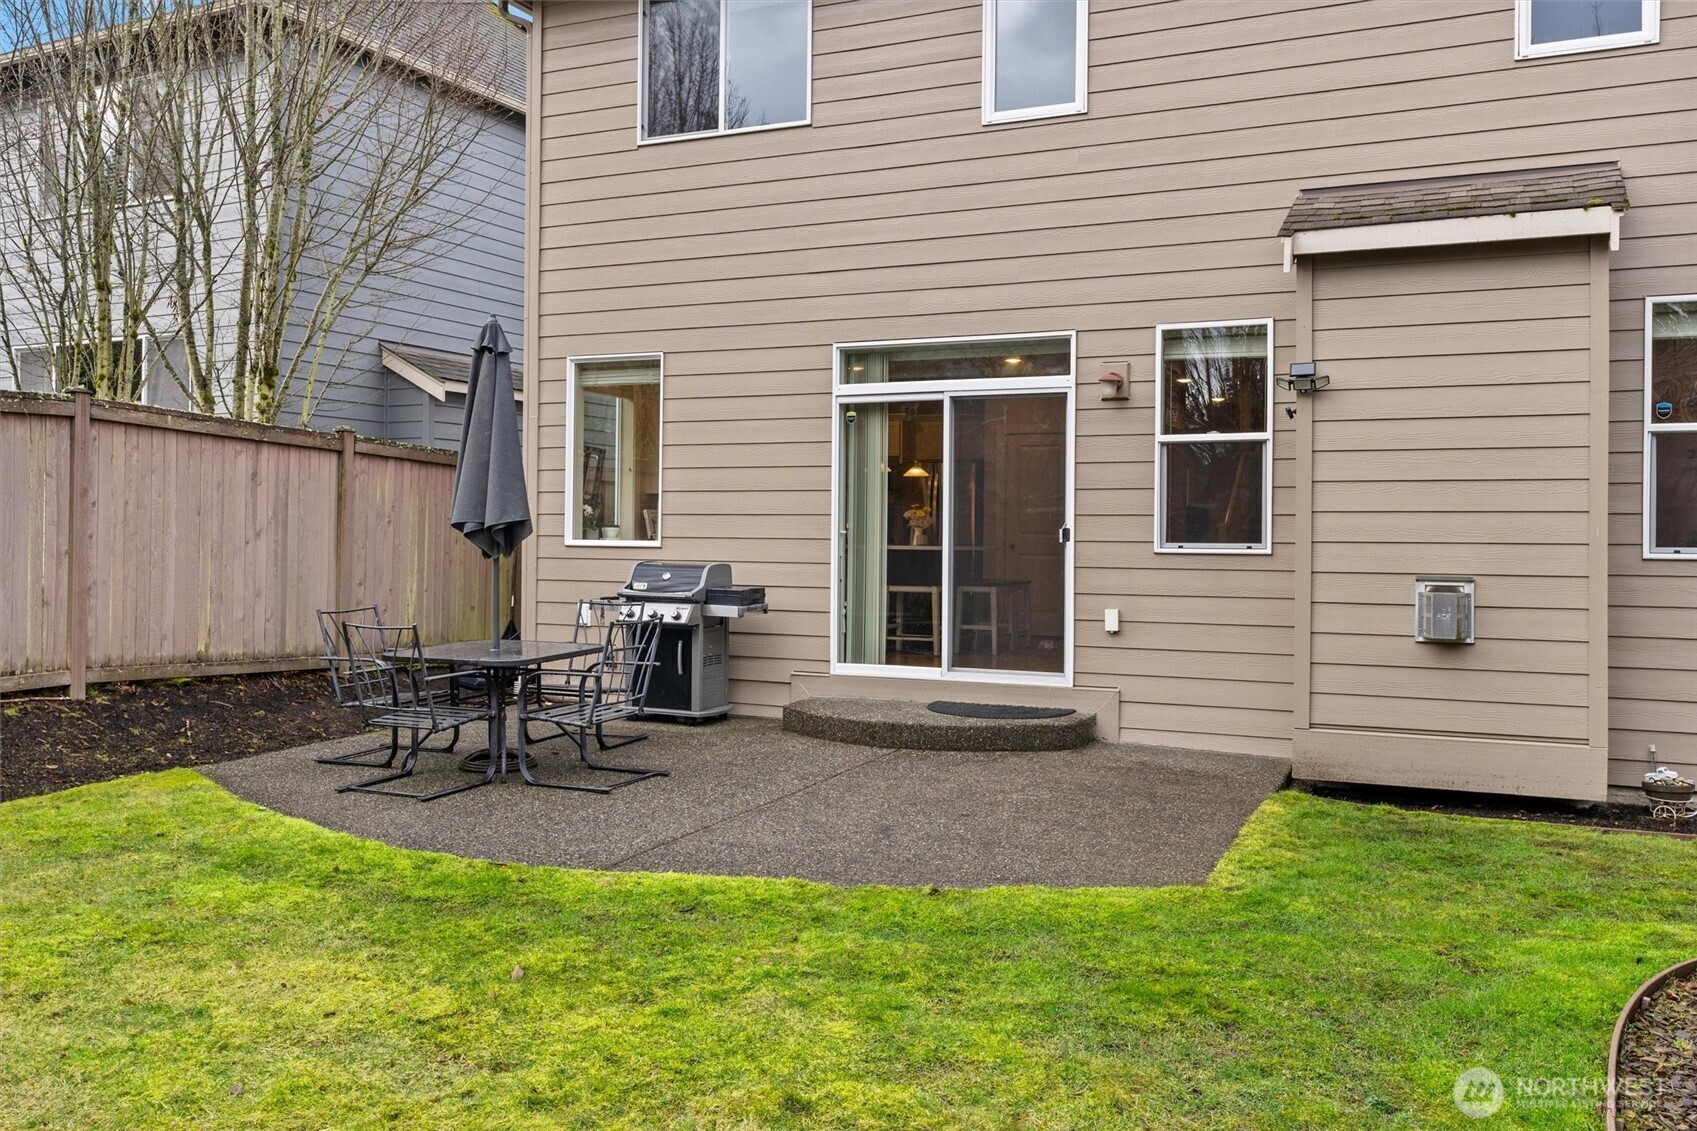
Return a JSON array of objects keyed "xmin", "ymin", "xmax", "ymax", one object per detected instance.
[{"xmin": 612, "ymin": 561, "xmax": 767, "ymax": 720}]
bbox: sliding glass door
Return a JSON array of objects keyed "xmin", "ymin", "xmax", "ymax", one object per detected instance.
[
  {"xmin": 835, "ymin": 335, "xmax": 1072, "ymax": 683},
  {"xmin": 949, "ymin": 394, "xmax": 1066, "ymax": 674}
]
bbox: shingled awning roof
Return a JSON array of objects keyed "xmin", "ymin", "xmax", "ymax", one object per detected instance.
[
  {"xmin": 381, "ymin": 340, "xmax": 524, "ymax": 401},
  {"xmin": 1279, "ymin": 163, "xmax": 1627, "ymax": 268}
]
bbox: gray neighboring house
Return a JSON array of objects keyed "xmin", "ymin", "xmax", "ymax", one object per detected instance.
[{"xmin": 0, "ymin": 1, "xmax": 527, "ymax": 453}]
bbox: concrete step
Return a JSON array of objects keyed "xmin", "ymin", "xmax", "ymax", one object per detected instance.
[{"xmin": 782, "ymin": 696, "xmax": 1097, "ymax": 753}]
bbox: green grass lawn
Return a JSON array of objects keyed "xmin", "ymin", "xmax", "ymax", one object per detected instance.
[{"xmin": 1, "ymin": 772, "xmax": 1692, "ymax": 1129}]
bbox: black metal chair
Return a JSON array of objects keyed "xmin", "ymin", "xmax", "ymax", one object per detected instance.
[
  {"xmin": 513, "ymin": 611, "xmax": 667, "ymax": 793},
  {"xmin": 336, "ymin": 622, "xmax": 495, "ymax": 801},
  {"xmin": 316, "ymin": 605, "xmax": 469, "ymax": 767},
  {"xmin": 315, "ymin": 606, "xmax": 404, "ymax": 768}
]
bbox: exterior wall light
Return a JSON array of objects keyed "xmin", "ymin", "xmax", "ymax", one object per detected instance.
[
  {"xmin": 1098, "ymin": 362, "xmax": 1129, "ymax": 401},
  {"xmin": 1276, "ymin": 361, "xmax": 1330, "ymax": 394}
]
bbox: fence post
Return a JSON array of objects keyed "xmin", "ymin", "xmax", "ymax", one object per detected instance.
[
  {"xmin": 334, "ymin": 427, "xmax": 355, "ymax": 610},
  {"xmin": 66, "ymin": 388, "xmax": 92, "ymax": 699}
]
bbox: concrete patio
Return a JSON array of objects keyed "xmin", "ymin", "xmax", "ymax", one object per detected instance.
[{"xmin": 204, "ymin": 717, "xmax": 1291, "ymax": 889}]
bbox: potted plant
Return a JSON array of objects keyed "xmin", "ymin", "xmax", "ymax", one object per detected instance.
[
  {"xmin": 582, "ymin": 502, "xmax": 600, "ymax": 539},
  {"xmin": 903, "ymin": 502, "xmax": 934, "ymax": 546}
]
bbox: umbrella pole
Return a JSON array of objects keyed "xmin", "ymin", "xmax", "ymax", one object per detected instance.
[{"xmin": 491, "ymin": 554, "xmax": 501, "ymax": 652}]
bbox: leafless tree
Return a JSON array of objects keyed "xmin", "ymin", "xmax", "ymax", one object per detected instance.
[{"xmin": 0, "ymin": 0, "xmax": 517, "ymax": 423}]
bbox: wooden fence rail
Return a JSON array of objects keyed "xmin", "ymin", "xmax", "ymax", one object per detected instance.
[{"xmin": 1, "ymin": 390, "xmax": 510, "ymax": 697}]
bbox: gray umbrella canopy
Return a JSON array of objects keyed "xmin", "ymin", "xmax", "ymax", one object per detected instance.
[
  {"xmin": 451, "ymin": 317, "xmax": 531, "ymax": 649},
  {"xmin": 451, "ymin": 317, "xmax": 532, "ymax": 558}
]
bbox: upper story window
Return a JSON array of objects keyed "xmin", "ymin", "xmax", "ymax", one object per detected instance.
[
  {"xmin": 982, "ymin": 0, "xmax": 1087, "ymax": 124},
  {"xmin": 1645, "ymin": 297, "xmax": 1697, "ymax": 557},
  {"xmin": 640, "ymin": 0, "xmax": 810, "ymax": 142},
  {"xmin": 1155, "ymin": 321, "xmax": 1273, "ymax": 554},
  {"xmin": 1515, "ymin": 0, "xmax": 1659, "ymax": 59}
]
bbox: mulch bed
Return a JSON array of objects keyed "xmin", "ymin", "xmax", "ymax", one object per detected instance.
[
  {"xmin": 1297, "ymin": 782, "xmax": 1685, "ymax": 836},
  {"xmin": 0, "ymin": 672, "xmax": 360, "ymax": 802},
  {"xmin": 1618, "ymin": 972, "xmax": 1697, "ymax": 1129}
]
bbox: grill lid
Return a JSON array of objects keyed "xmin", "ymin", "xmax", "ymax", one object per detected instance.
[{"xmin": 619, "ymin": 561, "xmax": 732, "ymax": 601}]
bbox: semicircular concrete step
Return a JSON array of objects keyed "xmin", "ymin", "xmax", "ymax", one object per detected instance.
[{"xmin": 782, "ymin": 696, "xmax": 1096, "ymax": 752}]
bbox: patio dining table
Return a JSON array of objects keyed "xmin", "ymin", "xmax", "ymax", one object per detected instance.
[{"xmin": 413, "ymin": 639, "xmax": 601, "ymax": 791}]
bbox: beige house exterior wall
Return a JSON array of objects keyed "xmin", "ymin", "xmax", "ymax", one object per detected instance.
[{"xmin": 524, "ymin": 0, "xmax": 1697, "ymax": 798}]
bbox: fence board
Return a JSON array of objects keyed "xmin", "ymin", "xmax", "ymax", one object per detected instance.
[{"xmin": 0, "ymin": 391, "xmax": 502, "ymax": 693}]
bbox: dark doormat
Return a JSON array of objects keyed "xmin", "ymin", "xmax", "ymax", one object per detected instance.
[{"xmin": 927, "ymin": 701, "xmax": 1076, "ymax": 720}]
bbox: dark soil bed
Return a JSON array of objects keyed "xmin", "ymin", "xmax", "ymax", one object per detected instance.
[
  {"xmin": 1297, "ymin": 781, "xmax": 1687, "ymax": 836},
  {"xmin": 1618, "ymin": 972, "xmax": 1697, "ymax": 1129},
  {"xmin": 0, "ymin": 672, "xmax": 358, "ymax": 802}
]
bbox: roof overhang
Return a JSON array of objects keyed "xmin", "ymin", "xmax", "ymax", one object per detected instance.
[
  {"xmin": 1282, "ymin": 206, "xmax": 1622, "ymax": 271},
  {"xmin": 380, "ymin": 342, "xmax": 524, "ymax": 404}
]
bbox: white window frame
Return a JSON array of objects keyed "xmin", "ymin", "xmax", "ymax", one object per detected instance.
[
  {"xmin": 828, "ymin": 330, "xmax": 1076, "ymax": 688},
  {"xmin": 981, "ymin": 0, "xmax": 1088, "ymax": 125},
  {"xmin": 8, "ymin": 338, "xmax": 152, "ymax": 402},
  {"xmin": 636, "ymin": 0, "xmax": 813, "ymax": 145},
  {"xmin": 1514, "ymin": 0, "xmax": 1659, "ymax": 59},
  {"xmin": 1153, "ymin": 319, "xmax": 1274, "ymax": 555},
  {"xmin": 565, "ymin": 352, "xmax": 664, "ymax": 548},
  {"xmin": 1643, "ymin": 294, "xmax": 1697, "ymax": 559}
]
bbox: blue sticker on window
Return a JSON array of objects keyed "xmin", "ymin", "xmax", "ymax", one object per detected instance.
[{"xmin": 1655, "ymin": 401, "xmax": 1674, "ymax": 420}]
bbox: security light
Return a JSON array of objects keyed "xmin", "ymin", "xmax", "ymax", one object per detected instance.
[{"xmin": 1277, "ymin": 362, "xmax": 1330, "ymax": 394}]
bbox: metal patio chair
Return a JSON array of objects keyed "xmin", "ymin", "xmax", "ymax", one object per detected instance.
[
  {"xmin": 513, "ymin": 611, "xmax": 667, "ymax": 793},
  {"xmin": 335, "ymin": 622, "xmax": 495, "ymax": 801},
  {"xmin": 316, "ymin": 605, "xmax": 469, "ymax": 767}
]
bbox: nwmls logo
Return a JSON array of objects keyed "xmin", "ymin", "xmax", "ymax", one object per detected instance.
[{"xmin": 1453, "ymin": 1067, "xmax": 1505, "ymax": 1119}]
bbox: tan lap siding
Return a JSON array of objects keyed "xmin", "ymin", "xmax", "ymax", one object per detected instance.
[
  {"xmin": 533, "ymin": 1, "xmax": 1697, "ymax": 747},
  {"xmin": 1300, "ymin": 241, "xmax": 1604, "ymax": 797}
]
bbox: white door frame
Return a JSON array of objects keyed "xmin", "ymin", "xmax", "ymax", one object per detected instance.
[{"xmin": 828, "ymin": 331, "xmax": 1076, "ymax": 688}]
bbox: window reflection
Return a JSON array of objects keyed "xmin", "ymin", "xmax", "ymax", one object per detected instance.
[
  {"xmin": 1529, "ymin": 0, "xmax": 1643, "ymax": 43},
  {"xmin": 1160, "ymin": 324, "xmax": 1269, "ymax": 435},
  {"xmin": 992, "ymin": 0, "xmax": 1079, "ymax": 115},
  {"xmin": 1162, "ymin": 442, "xmax": 1266, "ymax": 548},
  {"xmin": 644, "ymin": 0, "xmax": 808, "ymax": 139},
  {"xmin": 1654, "ymin": 433, "xmax": 1697, "ymax": 551},
  {"xmin": 842, "ymin": 337, "xmax": 1071, "ymax": 384},
  {"xmin": 727, "ymin": 0, "xmax": 808, "ymax": 129}
]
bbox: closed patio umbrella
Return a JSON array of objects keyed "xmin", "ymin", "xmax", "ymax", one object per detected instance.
[{"xmin": 450, "ymin": 316, "xmax": 532, "ymax": 651}]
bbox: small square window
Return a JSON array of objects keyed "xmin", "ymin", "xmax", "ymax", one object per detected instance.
[
  {"xmin": 982, "ymin": 0, "xmax": 1088, "ymax": 124},
  {"xmin": 1515, "ymin": 0, "xmax": 1659, "ymax": 59},
  {"xmin": 570, "ymin": 356, "xmax": 663, "ymax": 544},
  {"xmin": 1645, "ymin": 297, "xmax": 1697, "ymax": 556}
]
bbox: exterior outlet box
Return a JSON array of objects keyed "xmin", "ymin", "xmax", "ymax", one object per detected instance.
[{"xmin": 1415, "ymin": 578, "xmax": 1475, "ymax": 644}]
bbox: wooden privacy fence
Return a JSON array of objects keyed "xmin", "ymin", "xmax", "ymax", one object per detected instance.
[{"xmin": 1, "ymin": 390, "xmax": 512, "ymax": 697}]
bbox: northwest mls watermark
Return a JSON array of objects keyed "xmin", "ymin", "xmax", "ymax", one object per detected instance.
[{"xmin": 1452, "ymin": 1067, "xmax": 1666, "ymax": 1119}]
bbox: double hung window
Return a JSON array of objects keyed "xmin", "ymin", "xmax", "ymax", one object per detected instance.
[
  {"xmin": 1646, "ymin": 297, "xmax": 1697, "ymax": 556},
  {"xmin": 1155, "ymin": 321, "xmax": 1273, "ymax": 553},
  {"xmin": 640, "ymin": 0, "xmax": 810, "ymax": 140}
]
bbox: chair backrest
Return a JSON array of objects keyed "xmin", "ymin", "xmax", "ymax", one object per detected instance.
[
  {"xmin": 317, "ymin": 605, "xmax": 382, "ymax": 708},
  {"xmin": 571, "ymin": 597, "xmax": 627, "ymax": 645},
  {"xmin": 591, "ymin": 615, "xmax": 661, "ymax": 713},
  {"xmin": 341, "ymin": 622, "xmax": 432, "ymax": 726}
]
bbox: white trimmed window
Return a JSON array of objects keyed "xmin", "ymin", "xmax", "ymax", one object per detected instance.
[
  {"xmin": 982, "ymin": 0, "xmax": 1087, "ymax": 124},
  {"xmin": 1515, "ymin": 0, "xmax": 1659, "ymax": 59},
  {"xmin": 568, "ymin": 355, "xmax": 663, "ymax": 545},
  {"xmin": 10, "ymin": 339, "xmax": 148, "ymax": 400},
  {"xmin": 639, "ymin": 0, "xmax": 811, "ymax": 142},
  {"xmin": 1155, "ymin": 321, "xmax": 1273, "ymax": 553},
  {"xmin": 1645, "ymin": 296, "xmax": 1697, "ymax": 557}
]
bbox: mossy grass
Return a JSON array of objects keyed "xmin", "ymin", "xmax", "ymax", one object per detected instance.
[{"xmin": 2, "ymin": 771, "xmax": 1692, "ymax": 1128}]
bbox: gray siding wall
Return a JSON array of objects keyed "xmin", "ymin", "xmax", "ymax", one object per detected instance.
[
  {"xmin": 531, "ymin": 0, "xmax": 1697, "ymax": 785},
  {"xmin": 278, "ymin": 89, "xmax": 526, "ymax": 446}
]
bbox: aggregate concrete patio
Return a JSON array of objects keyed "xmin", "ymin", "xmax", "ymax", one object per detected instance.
[{"xmin": 203, "ymin": 717, "xmax": 1291, "ymax": 888}]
